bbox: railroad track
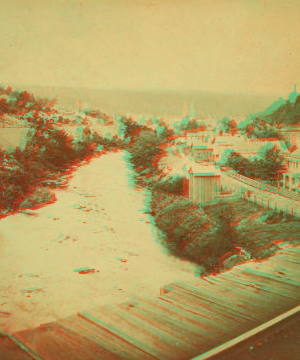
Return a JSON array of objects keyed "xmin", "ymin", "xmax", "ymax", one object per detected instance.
[{"xmin": 1, "ymin": 245, "xmax": 300, "ymax": 360}]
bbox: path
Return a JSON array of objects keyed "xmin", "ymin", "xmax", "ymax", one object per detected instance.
[{"xmin": 0, "ymin": 150, "xmax": 197, "ymax": 334}]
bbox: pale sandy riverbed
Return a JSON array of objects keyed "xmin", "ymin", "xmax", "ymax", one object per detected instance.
[{"xmin": 0, "ymin": 150, "xmax": 197, "ymax": 334}]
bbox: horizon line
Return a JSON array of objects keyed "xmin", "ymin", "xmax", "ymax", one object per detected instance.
[{"xmin": 1, "ymin": 82, "xmax": 283, "ymax": 98}]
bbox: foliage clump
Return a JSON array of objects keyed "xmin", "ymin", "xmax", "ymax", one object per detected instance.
[{"xmin": 224, "ymin": 144, "xmax": 284, "ymax": 184}]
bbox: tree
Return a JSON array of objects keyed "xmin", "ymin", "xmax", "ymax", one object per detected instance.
[
  {"xmin": 219, "ymin": 117, "xmax": 238, "ymax": 134},
  {"xmin": 257, "ymin": 144, "xmax": 284, "ymax": 182},
  {"xmin": 219, "ymin": 117, "xmax": 230, "ymax": 133},
  {"xmin": 120, "ymin": 116, "xmax": 148, "ymax": 144},
  {"xmin": 130, "ymin": 130, "xmax": 163, "ymax": 176},
  {"xmin": 225, "ymin": 145, "xmax": 284, "ymax": 183},
  {"xmin": 225, "ymin": 151, "xmax": 249, "ymax": 175}
]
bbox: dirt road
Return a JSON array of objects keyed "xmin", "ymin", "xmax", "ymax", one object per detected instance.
[{"xmin": 0, "ymin": 150, "xmax": 197, "ymax": 334}]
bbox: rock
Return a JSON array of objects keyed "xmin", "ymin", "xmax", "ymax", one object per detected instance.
[{"xmin": 73, "ymin": 267, "xmax": 97, "ymax": 274}]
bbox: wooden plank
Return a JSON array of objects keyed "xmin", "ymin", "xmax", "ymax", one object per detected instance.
[
  {"xmin": 282, "ymin": 246, "xmax": 300, "ymax": 255},
  {"xmin": 278, "ymin": 252, "xmax": 300, "ymax": 266},
  {"xmin": 205, "ymin": 272, "xmax": 300, "ymax": 302},
  {"xmin": 162, "ymin": 282, "xmax": 263, "ymax": 324},
  {"xmin": 253, "ymin": 258, "xmax": 300, "ymax": 283},
  {"xmin": 279, "ymin": 248, "xmax": 300, "ymax": 257},
  {"xmin": 273, "ymin": 254, "xmax": 300, "ymax": 267},
  {"xmin": 225, "ymin": 264, "xmax": 300, "ymax": 289},
  {"xmin": 115, "ymin": 301, "xmax": 202, "ymax": 357},
  {"xmin": 175, "ymin": 279, "xmax": 289, "ymax": 318},
  {"xmin": 118, "ymin": 297, "xmax": 242, "ymax": 353},
  {"xmin": 0, "ymin": 333, "xmax": 36, "ymax": 360},
  {"xmin": 209, "ymin": 272, "xmax": 289, "ymax": 300},
  {"xmin": 229, "ymin": 267, "xmax": 300, "ymax": 301},
  {"xmin": 159, "ymin": 289, "xmax": 247, "ymax": 329},
  {"xmin": 176, "ymin": 278, "xmax": 270, "ymax": 303},
  {"xmin": 117, "ymin": 299, "xmax": 217, "ymax": 350},
  {"xmin": 159, "ymin": 288, "xmax": 260, "ymax": 334},
  {"xmin": 82, "ymin": 303, "xmax": 196, "ymax": 360},
  {"xmin": 59, "ymin": 314, "xmax": 158, "ymax": 360},
  {"xmin": 213, "ymin": 273, "xmax": 299, "ymax": 318},
  {"xmin": 14, "ymin": 319, "xmax": 124, "ymax": 360},
  {"xmin": 139, "ymin": 296, "xmax": 244, "ymax": 335}
]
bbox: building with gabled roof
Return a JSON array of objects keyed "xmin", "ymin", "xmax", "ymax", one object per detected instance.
[{"xmin": 279, "ymin": 145, "xmax": 300, "ymax": 191}]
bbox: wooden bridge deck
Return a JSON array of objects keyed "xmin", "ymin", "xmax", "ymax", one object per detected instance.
[{"xmin": 1, "ymin": 245, "xmax": 300, "ymax": 360}]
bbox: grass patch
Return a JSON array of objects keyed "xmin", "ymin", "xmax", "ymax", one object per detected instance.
[{"xmin": 204, "ymin": 198, "xmax": 300, "ymax": 263}]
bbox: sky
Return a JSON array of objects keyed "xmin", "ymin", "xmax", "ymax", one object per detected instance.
[{"xmin": 0, "ymin": 0, "xmax": 300, "ymax": 96}]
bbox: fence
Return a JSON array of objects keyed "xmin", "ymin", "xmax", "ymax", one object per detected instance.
[
  {"xmin": 225, "ymin": 170, "xmax": 300, "ymax": 202},
  {"xmin": 219, "ymin": 185, "xmax": 300, "ymax": 217}
]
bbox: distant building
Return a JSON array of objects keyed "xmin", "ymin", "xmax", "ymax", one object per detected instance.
[
  {"xmin": 191, "ymin": 146, "xmax": 214, "ymax": 162},
  {"xmin": 279, "ymin": 147, "xmax": 300, "ymax": 191}
]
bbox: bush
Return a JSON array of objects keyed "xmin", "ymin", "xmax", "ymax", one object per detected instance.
[
  {"xmin": 150, "ymin": 192, "xmax": 236, "ymax": 272},
  {"xmin": 20, "ymin": 187, "xmax": 52, "ymax": 209},
  {"xmin": 0, "ymin": 184, "xmax": 24, "ymax": 211},
  {"xmin": 130, "ymin": 130, "xmax": 164, "ymax": 176},
  {"xmin": 261, "ymin": 209, "xmax": 298, "ymax": 223},
  {"xmin": 152, "ymin": 175, "xmax": 183, "ymax": 195}
]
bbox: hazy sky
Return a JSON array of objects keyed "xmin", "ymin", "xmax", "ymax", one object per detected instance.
[{"xmin": 0, "ymin": 0, "xmax": 299, "ymax": 96}]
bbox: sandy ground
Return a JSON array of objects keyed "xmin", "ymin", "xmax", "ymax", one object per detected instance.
[
  {"xmin": 0, "ymin": 127, "xmax": 28, "ymax": 151},
  {"xmin": 0, "ymin": 150, "xmax": 197, "ymax": 334}
]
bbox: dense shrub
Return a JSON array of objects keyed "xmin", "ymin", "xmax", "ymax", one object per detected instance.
[
  {"xmin": 151, "ymin": 192, "xmax": 236, "ymax": 272},
  {"xmin": 260, "ymin": 209, "xmax": 298, "ymax": 224},
  {"xmin": 224, "ymin": 144, "xmax": 284, "ymax": 183},
  {"xmin": 20, "ymin": 187, "xmax": 52, "ymax": 209},
  {"xmin": 151, "ymin": 175, "xmax": 183, "ymax": 195},
  {"xmin": 129, "ymin": 129, "xmax": 164, "ymax": 177},
  {"xmin": 92, "ymin": 132, "xmax": 124, "ymax": 150}
]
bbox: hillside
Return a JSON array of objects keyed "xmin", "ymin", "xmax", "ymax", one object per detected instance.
[
  {"xmin": 244, "ymin": 86, "xmax": 300, "ymax": 128},
  {"xmin": 7, "ymin": 84, "xmax": 278, "ymax": 118}
]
